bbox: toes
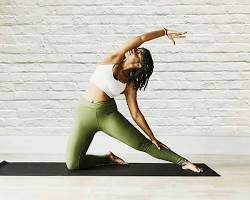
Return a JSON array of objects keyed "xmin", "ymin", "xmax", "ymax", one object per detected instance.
[
  {"xmin": 109, "ymin": 152, "xmax": 127, "ymax": 166},
  {"xmin": 182, "ymin": 162, "xmax": 203, "ymax": 173},
  {"xmin": 198, "ymin": 168, "xmax": 203, "ymax": 173},
  {"xmin": 195, "ymin": 166, "xmax": 203, "ymax": 173}
]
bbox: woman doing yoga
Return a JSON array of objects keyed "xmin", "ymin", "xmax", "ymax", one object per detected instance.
[{"xmin": 66, "ymin": 28, "xmax": 203, "ymax": 173}]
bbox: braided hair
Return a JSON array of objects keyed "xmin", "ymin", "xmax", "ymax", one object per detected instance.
[{"xmin": 128, "ymin": 48, "xmax": 154, "ymax": 91}]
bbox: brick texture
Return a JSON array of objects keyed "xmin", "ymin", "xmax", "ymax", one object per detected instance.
[{"xmin": 0, "ymin": 0, "xmax": 249, "ymax": 143}]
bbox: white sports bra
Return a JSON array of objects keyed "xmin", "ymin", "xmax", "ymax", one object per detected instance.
[{"xmin": 89, "ymin": 64, "xmax": 126, "ymax": 98}]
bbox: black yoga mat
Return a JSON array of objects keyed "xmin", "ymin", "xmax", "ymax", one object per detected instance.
[{"xmin": 0, "ymin": 161, "xmax": 220, "ymax": 176}]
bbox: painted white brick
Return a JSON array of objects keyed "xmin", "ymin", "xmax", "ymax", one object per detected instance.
[
  {"xmin": 7, "ymin": 0, "xmax": 248, "ymax": 6},
  {"xmin": 12, "ymin": 14, "xmax": 250, "ymax": 26},
  {"xmin": 2, "ymin": 43, "xmax": 249, "ymax": 54},
  {"xmin": 139, "ymin": 90, "xmax": 250, "ymax": 100},
  {"xmin": 149, "ymin": 80, "xmax": 250, "ymax": 90},
  {"xmin": 27, "ymin": 5, "xmax": 250, "ymax": 16},
  {"xmin": 0, "ymin": 127, "xmax": 71, "ymax": 136}
]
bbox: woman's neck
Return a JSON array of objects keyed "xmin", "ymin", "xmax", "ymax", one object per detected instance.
[{"xmin": 113, "ymin": 62, "xmax": 129, "ymax": 84}]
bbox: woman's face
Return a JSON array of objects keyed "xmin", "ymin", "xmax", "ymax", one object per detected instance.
[{"xmin": 124, "ymin": 48, "xmax": 144, "ymax": 71}]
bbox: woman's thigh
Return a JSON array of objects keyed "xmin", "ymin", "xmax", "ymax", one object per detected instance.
[{"xmin": 66, "ymin": 107, "xmax": 98, "ymax": 170}]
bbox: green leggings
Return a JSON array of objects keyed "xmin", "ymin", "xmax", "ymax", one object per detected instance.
[{"xmin": 66, "ymin": 96, "xmax": 187, "ymax": 170}]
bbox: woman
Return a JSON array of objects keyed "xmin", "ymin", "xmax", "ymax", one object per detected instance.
[{"xmin": 66, "ymin": 28, "xmax": 203, "ymax": 173}]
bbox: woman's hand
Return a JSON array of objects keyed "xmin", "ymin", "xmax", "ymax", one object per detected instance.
[
  {"xmin": 151, "ymin": 138, "xmax": 171, "ymax": 150},
  {"xmin": 165, "ymin": 29, "xmax": 187, "ymax": 45}
]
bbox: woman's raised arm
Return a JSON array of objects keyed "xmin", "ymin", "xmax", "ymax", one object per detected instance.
[
  {"xmin": 102, "ymin": 28, "xmax": 187, "ymax": 64},
  {"xmin": 102, "ymin": 28, "xmax": 167, "ymax": 64}
]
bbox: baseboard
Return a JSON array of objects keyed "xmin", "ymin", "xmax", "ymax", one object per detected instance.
[{"xmin": 0, "ymin": 134, "xmax": 249, "ymax": 155}]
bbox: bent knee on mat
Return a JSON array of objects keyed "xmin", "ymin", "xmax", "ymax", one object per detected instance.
[
  {"xmin": 66, "ymin": 159, "xmax": 91, "ymax": 170},
  {"xmin": 66, "ymin": 159, "xmax": 80, "ymax": 170}
]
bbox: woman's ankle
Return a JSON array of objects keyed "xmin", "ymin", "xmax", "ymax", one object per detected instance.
[{"xmin": 181, "ymin": 159, "xmax": 189, "ymax": 167}]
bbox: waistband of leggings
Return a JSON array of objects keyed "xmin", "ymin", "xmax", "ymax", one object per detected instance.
[{"xmin": 79, "ymin": 96, "xmax": 117, "ymax": 110}]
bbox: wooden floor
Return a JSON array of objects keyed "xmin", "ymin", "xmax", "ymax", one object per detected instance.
[{"xmin": 0, "ymin": 154, "xmax": 250, "ymax": 200}]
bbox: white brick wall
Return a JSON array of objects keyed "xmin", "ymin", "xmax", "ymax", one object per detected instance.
[{"xmin": 0, "ymin": 0, "xmax": 249, "ymax": 157}]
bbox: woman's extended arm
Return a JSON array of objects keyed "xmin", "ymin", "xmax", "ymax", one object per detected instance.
[
  {"xmin": 124, "ymin": 82, "xmax": 156, "ymax": 140},
  {"xmin": 102, "ymin": 28, "xmax": 167, "ymax": 64},
  {"xmin": 102, "ymin": 28, "xmax": 186, "ymax": 64},
  {"xmin": 124, "ymin": 82, "xmax": 171, "ymax": 150}
]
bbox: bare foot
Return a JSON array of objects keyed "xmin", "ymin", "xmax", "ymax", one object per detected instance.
[
  {"xmin": 182, "ymin": 160, "xmax": 203, "ymax": 173},
  {"xmin": 107, "ymin": 151, "xmax": 128, "ymax": 166}
]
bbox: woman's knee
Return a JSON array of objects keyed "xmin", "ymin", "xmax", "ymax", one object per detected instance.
[
  {"xmin": 65, "ymin": 155, "xmax": 80, "ymax": 170},
  {"xmin": 66, "ymin": 157, "xmax": 91, "ymax": 170},
  {"xmin": 66, "ymin": 160, "xmax": 79, "ymax": 170}
]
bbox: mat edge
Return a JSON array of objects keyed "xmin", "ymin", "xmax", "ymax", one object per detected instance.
[{"xmin": 0, "ymin": 160, "xmax": 8, "ymax": 168}]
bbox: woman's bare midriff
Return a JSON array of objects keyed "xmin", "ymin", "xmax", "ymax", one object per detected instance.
[{"xmin": 83, "ymin": 83, "xmax": 112, "ymax": 103}]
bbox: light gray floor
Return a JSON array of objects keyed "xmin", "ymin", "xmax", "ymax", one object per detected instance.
[{"xmin": 0, "ymin": 154, "xmax": 250, "ymax": 200}]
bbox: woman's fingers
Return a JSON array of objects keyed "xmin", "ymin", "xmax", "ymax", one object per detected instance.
[
  {"xmin": 162, "ymin": 144, "xmax": 171, "ymax": 150},
  {"xmin": 152, "ymin": 139, "xmax": 161, "ymax": 149},
  {"xmin": 166, "ymin": 31, "xmax": 186, "ymax": 45},
  {"xmin": 171, "ymin": 37, "xmax": 176, "ymax": 45},
  {"xmin": 155, "ymin": 144, "xmax": 161, "ymax": 150},
  {"xmin": 159, "ymin": 141, "xmax": 171, "ymax": 150},
  {"xmin": 167, "ymin": 30, "xmax": 186, "ymax": 35},
  {"xmin": 167, "ymin": 34, "xmax": 175, "ymax": 45},
  {"xmin": 167, "ymin": 31, "xmax": 187, "ymax": 37},
  {"xmin": 155, "ymin": 142, "xmax": 161, "ymax": 150},
  {"xmin": 177, "ymin": 31, "xmax": 187, "ymax": 35},
  {"xmin": 152, "ymin": 138, "xmax": 172, "ymax": 150},
  {"xmin": 173, "ymin": 33, "xmax": 186, "ymax": 38}
]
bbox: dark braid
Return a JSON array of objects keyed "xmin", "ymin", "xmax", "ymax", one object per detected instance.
[{"xmin": 128, "ymin": 48, "xmax": 154, "ymax": 91}]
